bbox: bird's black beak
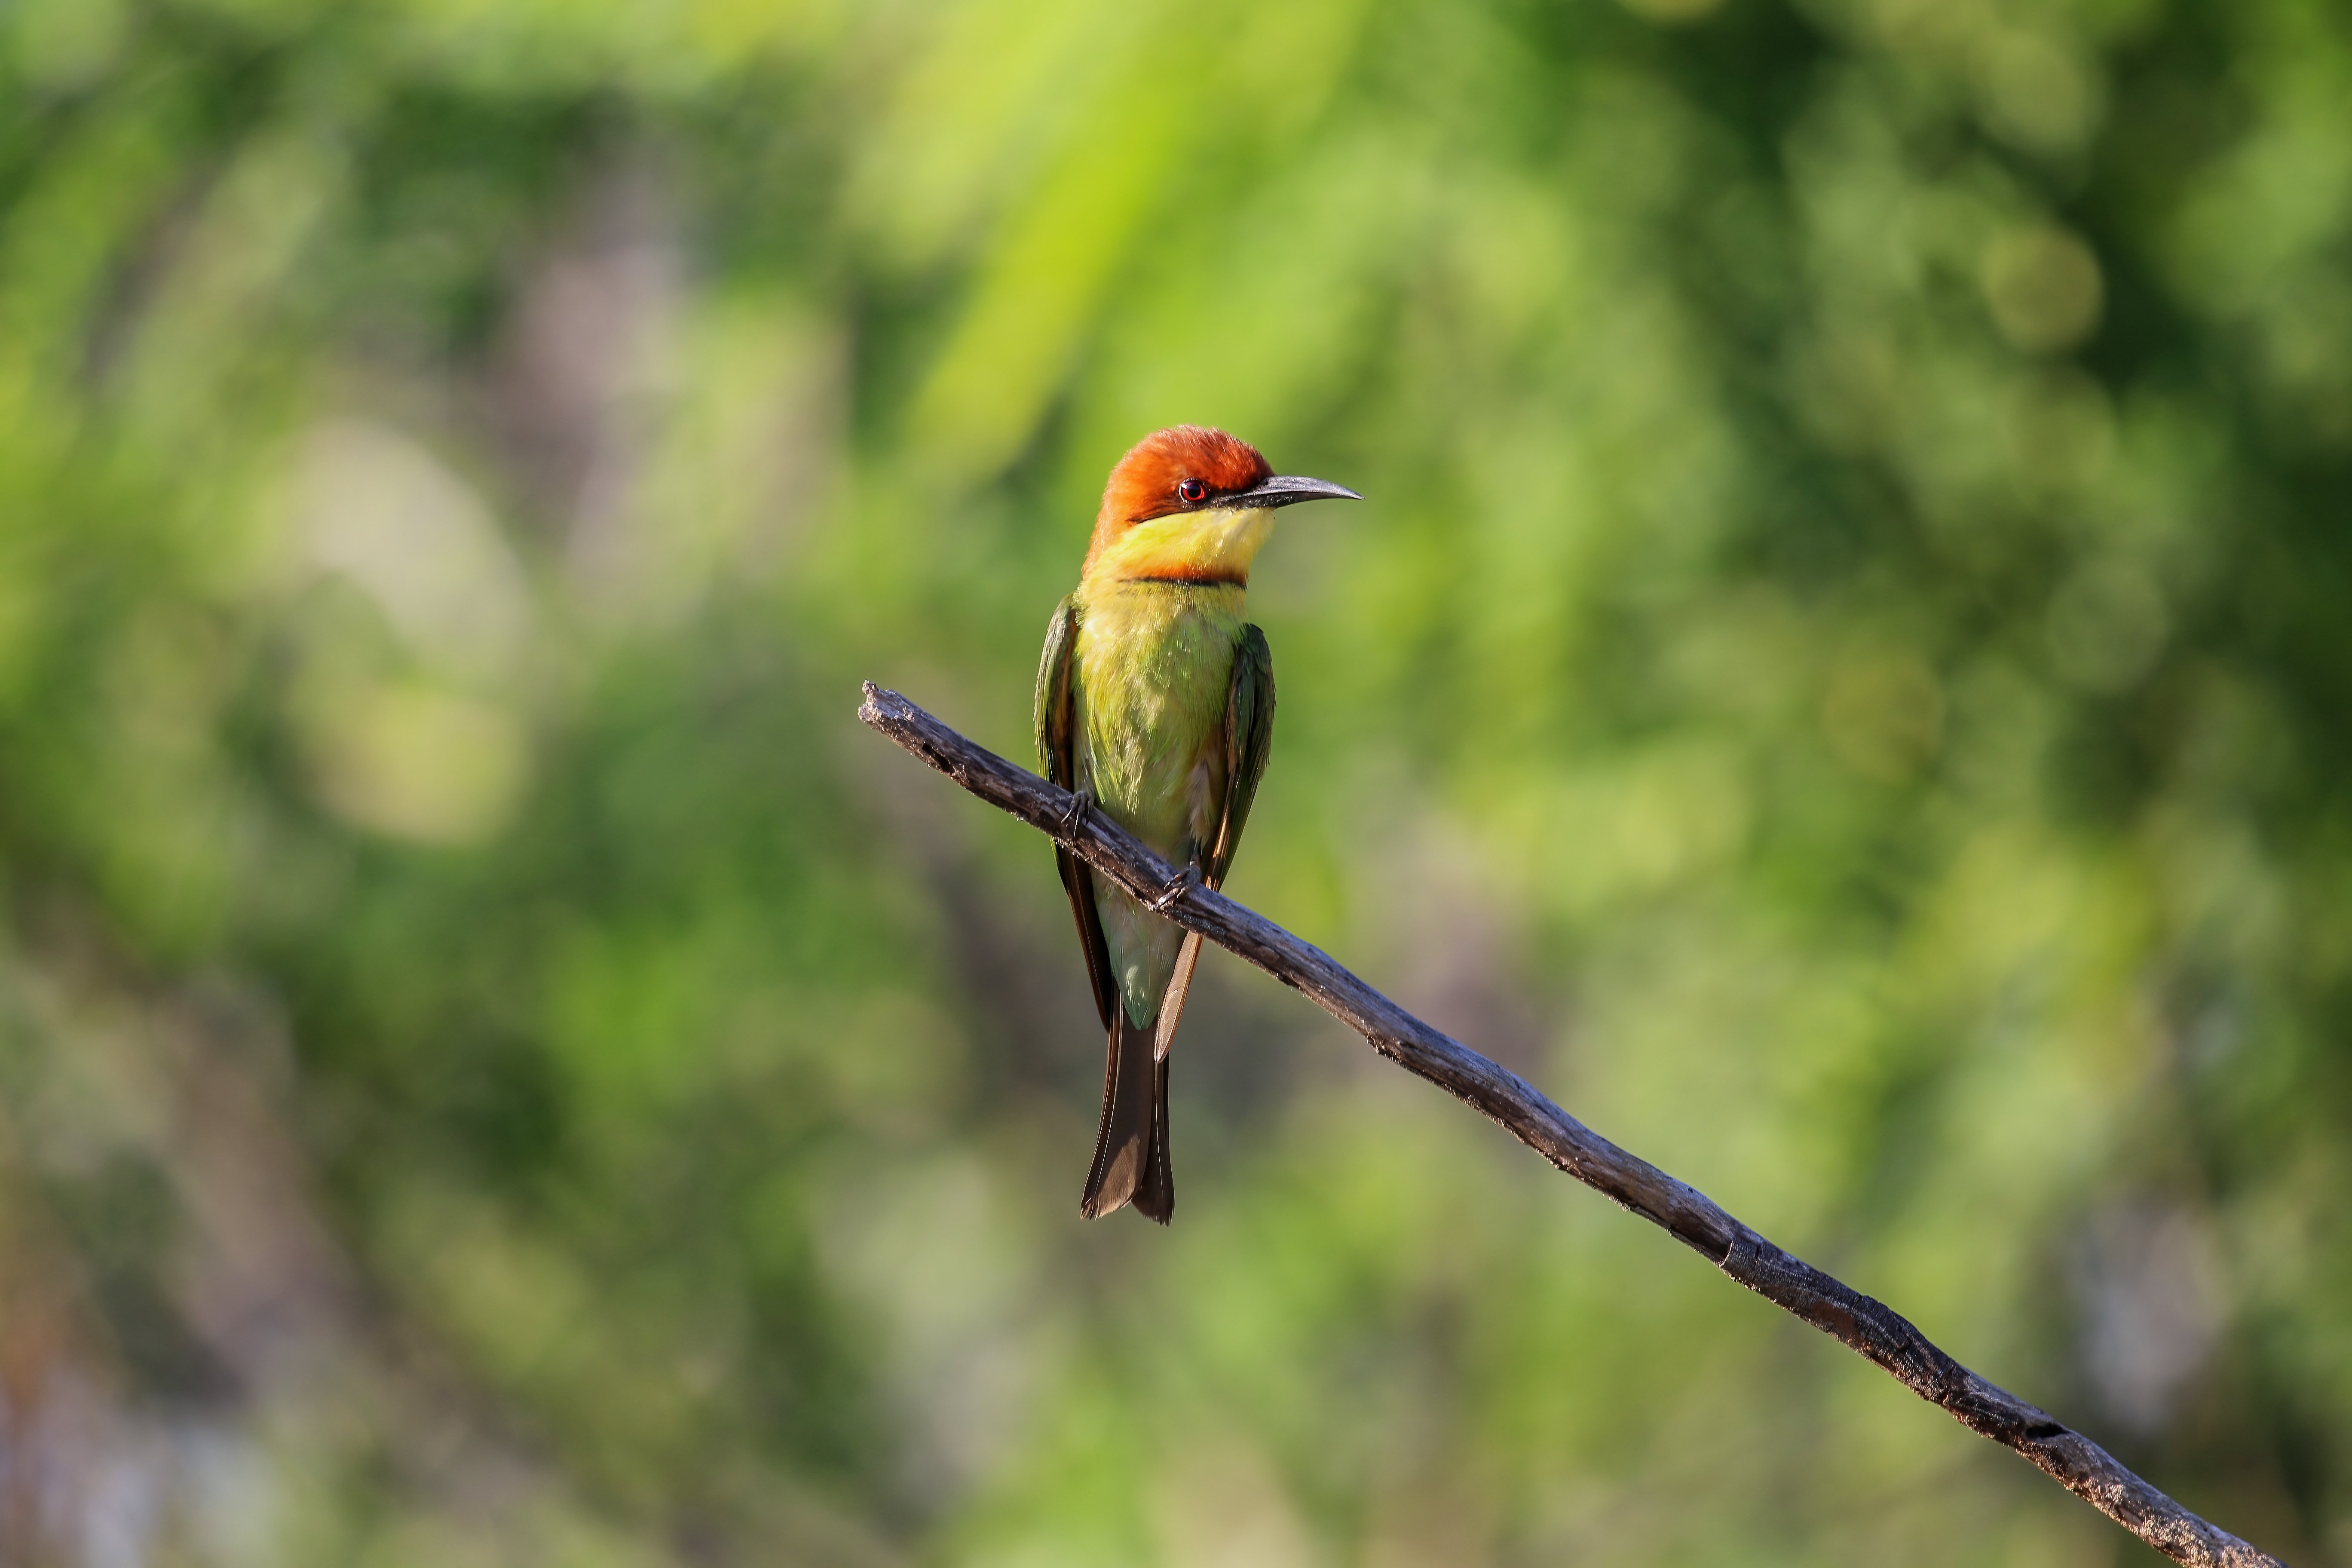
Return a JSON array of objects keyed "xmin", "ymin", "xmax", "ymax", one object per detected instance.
[{"xmin": 1230, "ymin": 474, "xmax": 1362, "ymax": 509}]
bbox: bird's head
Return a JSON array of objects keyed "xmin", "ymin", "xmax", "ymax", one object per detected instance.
[{"xmin": 1081, "ymin": 425, "xmax": 1359, "ymax": 586}]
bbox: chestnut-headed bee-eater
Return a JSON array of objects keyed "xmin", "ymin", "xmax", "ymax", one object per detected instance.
[{"xmin": 1035, "ymin": 426, "xmax": 1359, "ymax": 1222}]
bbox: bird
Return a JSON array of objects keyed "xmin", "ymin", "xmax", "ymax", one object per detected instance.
[{"xmin": 1035, "ymin": 426, "xmax": 1359, "ymax": 1222}]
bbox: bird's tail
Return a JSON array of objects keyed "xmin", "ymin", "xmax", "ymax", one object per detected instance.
[{"xmin": 1081, "ymin": 1006, "xmax": 1172, "ymax": 1223}]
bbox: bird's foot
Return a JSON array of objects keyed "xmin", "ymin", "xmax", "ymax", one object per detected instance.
[
  {"xmin": 1149, "ymin": 864, "xmax": 1200, "ymax": 913},
  {"xmin": 1058, "ymin": 787, "xmax": 1094, "ymax": 844}
]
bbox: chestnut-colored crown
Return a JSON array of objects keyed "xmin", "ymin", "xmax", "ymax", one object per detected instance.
[{"xmin": 1096, "ymin": 425, "xmax": 1272, "ymax": 531}]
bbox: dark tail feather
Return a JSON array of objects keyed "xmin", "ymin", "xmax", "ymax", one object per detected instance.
[{"xmin": 1081, "ymin": 1008, "xmax": 1174, "ymax": 1223}]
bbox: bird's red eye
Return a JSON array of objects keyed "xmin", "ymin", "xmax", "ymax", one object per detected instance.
[{"xmin": 1176, "ymin": 477, "xmax": 1209, "ymax": 503}]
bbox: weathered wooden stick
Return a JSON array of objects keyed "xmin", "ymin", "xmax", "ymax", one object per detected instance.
[{"xmin": 858, "ymin": 682, "xmax": 2283, "ymax": 1568}]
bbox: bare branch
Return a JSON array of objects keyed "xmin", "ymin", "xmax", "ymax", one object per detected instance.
[{"xmin": 858, "ymin": 683, "xmax": 2283, "ymax": 1568}]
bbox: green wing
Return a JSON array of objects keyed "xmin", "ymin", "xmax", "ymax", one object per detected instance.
[
  {"xmin": 1036, "ymin": 595, "xmax": 1118, "ymax": 1030},
  {"xmin": 1205, "ymin": 623, "xmax": 1275, "ymax": 891}
]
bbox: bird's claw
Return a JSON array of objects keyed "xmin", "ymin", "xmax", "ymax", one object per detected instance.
[
  {"xmin": 1059, "ymin": 787, "xmax": 1093, "ymax": 843},
  {"xmin": 1149, "ymin": 866, "xmax": 1200, "ymax": 913}
]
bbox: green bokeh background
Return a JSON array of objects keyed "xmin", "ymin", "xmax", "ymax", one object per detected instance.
[{"xmin": 3, "ymin": 0, "xmax": 2349, "ymax": 1563}]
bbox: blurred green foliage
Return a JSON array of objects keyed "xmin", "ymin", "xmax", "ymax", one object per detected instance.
[{"xmin": 2, "ymin": 0, "xmax": 2350, "ymax": 1563}]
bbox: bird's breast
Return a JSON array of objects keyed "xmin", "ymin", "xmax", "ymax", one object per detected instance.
[{"xmin": 1070, "ymin": 581, "xmax": 1244, "ymax": 858}]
